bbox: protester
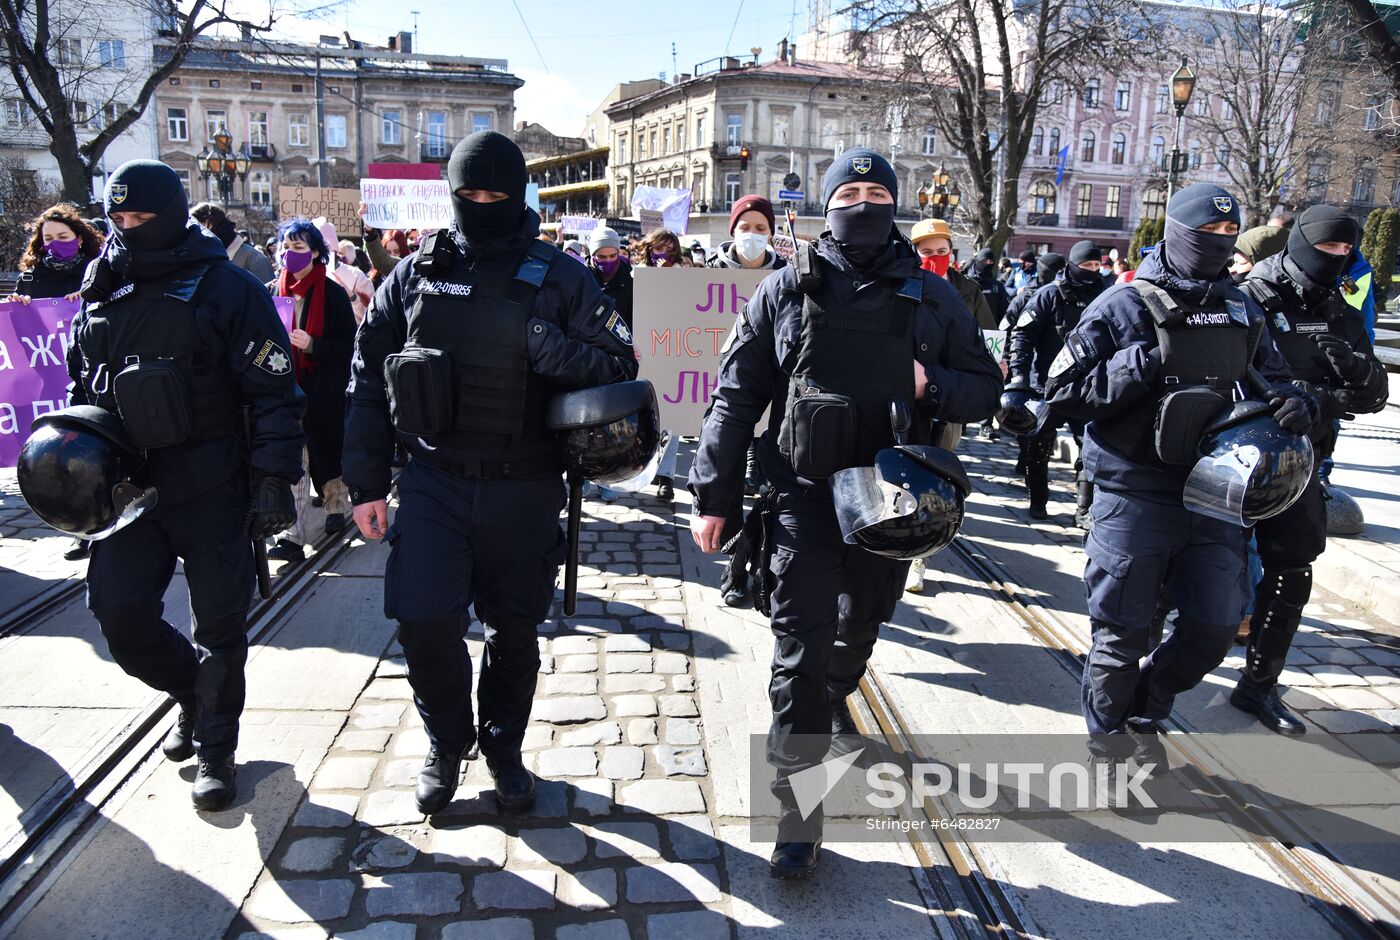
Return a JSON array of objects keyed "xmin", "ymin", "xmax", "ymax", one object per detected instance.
[
  {"xmin": 562, "ymin": 239, "xmax": 586, "ymax": 262},
  {"xmin": 316, "ymin": 219, "xmax": 373, "ymax": 325},
  {"xmin": 1112, "ymin": 257, "xmax": 1135, "ymax": 283},
  {"xmin": 708, "ymin": 195, "xmax": 785, "ymax": 271},
  {"xmin": 191, "ymin": 202, "xmax": 274, "ymax": 283},
  {"xmin": 266, "ymin": 217, "xmax": 357, "ymax": 562},
  {"xmin": 587, "ymin": 227, "xmax": 634, "ymax": 330},
  {"xmin": 636, "ymin": 229, "xmax": 685, "ymax": 267}
]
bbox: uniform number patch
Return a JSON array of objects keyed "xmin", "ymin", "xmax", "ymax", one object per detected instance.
[
  {"xmin": 254, "ymin": 339, "xmax": 291, "ymax": 375},
  {"xmin": 1294, "ymin": 321, "xmax": 1328, "ymax": 335},
  {"xmin": 606, "ymin": 311, "xmax": 633, "ymax": 346}
]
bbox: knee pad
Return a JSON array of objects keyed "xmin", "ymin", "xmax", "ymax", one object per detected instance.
[{"xmin": 1272, "ymin": 566, "xmax": 1312, "ymax": 608}]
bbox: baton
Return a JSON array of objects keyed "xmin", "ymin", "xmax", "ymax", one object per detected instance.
[
  {"xmin": 562, "ymin": 470, "xmax": 583, "ymax": 617},
  {"xmin": 243, "ymin": 407, "xmax": 272, "ymax": 599}
]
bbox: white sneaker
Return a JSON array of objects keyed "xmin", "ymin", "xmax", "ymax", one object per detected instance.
[{"xmin": 905, "ymin": 558, "xmax": 926, "ymax": 593}]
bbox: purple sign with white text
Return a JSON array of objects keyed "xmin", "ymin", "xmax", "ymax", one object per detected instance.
[{"xmin": 0, "ymin": 297, "xmax": 79, "ymax": 468}]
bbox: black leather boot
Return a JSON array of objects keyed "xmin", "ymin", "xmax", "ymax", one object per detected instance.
[
  {"xmin": 162, "ymin": 705, "xmax": 195, "ymax": 762},
  {"xmin": 770, "ymin": 839, "xmax": 821, "ymax": 880},
  {"xmin": 191, "ymin": 756, "xmax": 237, "ymax": 811},
  {"xmin": 829, "ymin": 696, "xmax": 862, "ymax": 757},
  {"xmin": 487, "ymin": 753, "xmax": 536, "ymax": 812},
  {"xmin": 415, "ymin": 748, "xmax": 465, "ymax": 815},
  {"xmin": 1230, "ymin": 676, "xmax": 1305, "ymax": 735},
  {"xmin": 1126, "ymin": 720, "xmax": 1168, "ymax": 777}
]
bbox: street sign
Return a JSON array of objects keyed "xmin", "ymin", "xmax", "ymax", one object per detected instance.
[
  {"xmin": 778, "ymin": 189, "xmax": 804, "ymax": 201},
  {"xmin": 783, "ymin": 172, "xmax": 801, "ymax": 191}
]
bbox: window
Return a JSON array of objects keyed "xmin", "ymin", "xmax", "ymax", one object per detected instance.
[
  {"xmin": 1083, "ymin": 79, "xmax": 1100, "ymax": 109},
  {"xmin": 676, "ymin": 121, "xmax": 685, "ymax": 151},
  {"xmin": 1105, "ymin": 185, "xmax": 1121, "ymax": 218},
  {"xmin": 724, "ymin": 171, "xmax": 741, "ymax": 207},
  {"xmin": 1077, "ymin": 183, "xmax": 1093, "ymax": 218},
  {"xmin": 1150, "ymin": 135, "xmax": 1165, "ymax": 166},
  {"xmin": 174, "ymin": 169, "xmax": 191, "ymax": 200},
  {"xmin": 324, "ymin": 114, "xmax": 346, "ymax": 148},
  {"xmin": 288, "ymin": 113, "xmax": 309, "ymax": 147},
  {"xmin": 772, "ymin": 113, "xmax": 789, "ymax": 146},
  {"xmin": 1307, "ymin": 156, "xmax": 1330, "ymax": 199},
  {"xmin": 4, "ymin": 99, "xmax": 29, "ymax": 127},
  {"xmin": 1080, "ymin": 130, "xmax": 1096, "ymax": 163},
  {"xmin": 209, "ymin": 79, "xmax": 220, "ymax": 89},
  {"xmin": 247, "ymin": 110, "xmax": 268, "ymax": 147},
  {"xmin": 1143, "ymin": 187, "xmax": 1166, "ymax": 221},
  {"xmin": 638, "ymin": 132, "xmax": 647, "ymax": 159},
  {"xmin": 663, "ymin": 125, "xmax": 672, "ymax": 153},
  {"xmin": 98, "ymin": 39, "xmax": 125, "ymax": 68},
  {"xmin": 381, "ymin": 109, "xmax": 401, "ymax": 145},
  {"xmin": 726, "ymin": 113, "xmax": 742, "ymax": 146},
  {"xmin": 1316, "ymin": 84, "xmax": 1339, "ymax": 124},
  {"xmin": 1030, "ymin": 180, "xmax": 1056, "ymax": 214},
  {"xmin": 1216, "ymin": 145, "xmax": 1229, "ymax": 169},
  {"xmin": 1193, "ymin": 95, "xmax": 1211, "ymax": 117},
  {"xmin": 1352, "ymin": 164, "xmax": 1375, "ymax": 204},
  {"xmin": 250, "ymin": 80, "xmax": 262, "ymax": 91},
  {"xmin": 617, "ymin": 132, "xmax": 628, "ymax": 163},
  {"xmin": 292, "ymin": 83, "xmax": 304, "ymax": 94},
  {"xmin": 1111, "ymin": 132, "xmax": 1126, "ymax": 165},
  {"xmin": 649, "ymin": 130, "xmax": 657, "ymax": 157},
  {"xmin": 1392, "ymin": 175, "xmax": 1400, "ymax": 205},
  {"xmin": 1042, "ymin": 81, "xmax": 1064, "ymax": 105},
  {"xmin": 922, "ymin": 127, "xmax": 937, "ymax": 156},
  {"xmin": 425, "ymin": 111, "xmax": 446, "ymax": 157},
  {"xmin": 1364, "ymin": 94, "xmax": 1382, "ymax": 131},
  {"xmin": 205, "ymin": 109, "xmax": 226, "ymax": 141},
  {"xmin": 56, "ymin": 38, "xmax": 81, "ymax": 64},
  {"xmin": 103, "ymin": 102, "xmax": 121, "ymax": 127},
  {"xmin": 1189, "ymin": 140, "xmax": 1201, "ymax": 169},
  {"xmin": 1156, "ymin": 84, "xmax": 1169, "ymax": 113},
  {"xmin": 72, "ymin": 100, "xmax": 90, "ymax": 125},
  {"xmin": 1048, "ymin": 128, "xmax": 1060, "ymax": 155},
  {"xmin": 167, "ymin": 107, "xmax": 188, "ymax": 141},
  {"xmin": 1219, "ymin": 98, "xmax": 1232, "ymax": 120},
  {"xmin": 249, "ymin": 171, "xmax": 272, "ymax": 207},
  {"xmin": 1115, "ymin": 81, "xmax": 1132, "ymax": 111},
  {"xmin": 1031, "ymin": 127, "xmax": 1044, "ymax": 156},
  {"xmin": 695, "ymin": 116, "xmax": 704, "ymax": 149},
  {"xmin": 471, "ymin": 111, "xmax": 493, "ymax": 133}
]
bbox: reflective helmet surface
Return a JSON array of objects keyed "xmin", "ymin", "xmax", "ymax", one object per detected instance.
[
  {"xmin": 996, "ymin": 388, "xmax": 1036, "ymax": 435},
  {"xmin": 831, "ymin": 445, "xmax": 970, "ymax": 560},
  {"xmin": 1182, "ymin": 400, "xmax": 1314, "ymax": 526},
  {"xmin": 18, "ymin": 422, "xmax": 128, "ymax": 536},
  {"xmin": 547, "ymin": 380, "xmax": 661, "ymax": 486}
]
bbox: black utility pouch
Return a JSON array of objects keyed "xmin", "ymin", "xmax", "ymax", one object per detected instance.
[
  {"xmin": 778, "ymin": 377, "xmax": 856, "ymax": 480},
  {"xmin": 384, "ymin": 347, "xmax": 454, "ymax": 437},
  {"xmin": 113, "ymin": 360, "xmax": 193, "ymax": 450},
  {"xmin": 1155, "ymin": 387, "xmax": 1226, "ymax": 465}
]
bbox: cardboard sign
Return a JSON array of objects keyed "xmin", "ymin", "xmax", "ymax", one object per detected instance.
[
  {"xmin": 277, "ymin": 185, "xmax": 361, "ymax": 236},
  {"xmin": 561, "ymin": 215, "xmax": 602, "ymax": 237},
  {"xmin": 634, "ymin": 267, "xmax": 775, "ymax": 435},
  {"xmin": 638, "ymin": 208, "xmax": 665, "ymax": 234},
  {"xmin": 359, "ymin": 179, "xmax": 454, "ymax": 229},
  {"xmin": 0, "ymin": 297, "xmax": 79, "ymax": 468}
]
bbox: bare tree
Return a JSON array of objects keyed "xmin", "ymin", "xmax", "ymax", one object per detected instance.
[
  {"xmin": 1336, "ymin": 0, "xmax": 1400, "ymax": 112},
  {"xmin": 0, "ymin": 0, "xmax": 339, "ymax": 207},
  {"xmin": 0, "ymin": 156, "xmax": 60, "ymax": 269},
  {"xmin": 849, "ymin": 0, "xmax": 1152, "ymax": 252}
]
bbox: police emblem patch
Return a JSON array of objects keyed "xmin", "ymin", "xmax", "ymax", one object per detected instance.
[
  {"xmin": 852, "ymin": 156, "xmax": 872, "ymax": 174},
  {"xmin": 253, "ymin": 339, "xmax": 291, "ymax": 375},
  {"xmin": 109, "ymin": 183, "xmax": 128, "ymax": 205},
  {"xmin": 1048, "ymin": 344, "xmax": 1075, "ymax": 379},
  {"xmin": 1213, "ymin": 196, "xmax": 1233, "ymax": 213},
  {"xmin": 606, "ymin": 311, "xmax": 633, "ymax": 346}
]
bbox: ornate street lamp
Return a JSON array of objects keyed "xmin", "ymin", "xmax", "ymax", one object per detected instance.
[
  {"xmin": 919, "ymin": 165, "xmax": 961, "ymax": 219},
  {"xmin": 196, "ymin": 123, "xmax": 251, "ymax": 206},
  {"xmin": 1167, "ymin": 58, "xmax": 1197, "ymax": 200}
]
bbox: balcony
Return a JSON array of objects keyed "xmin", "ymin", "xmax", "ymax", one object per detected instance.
[
  {"xmin": 1026, "ymin": 212, "xmax": 1059, "ymax": 227},
  {"xmin": 710, "ymin": 142, "xmax": 747, "ymax": 161},
  {"xmin": 248, "ymin": 142, "xmax": 277, "ymax": 161},
  {"xmin": 1075, "ymin": 215, "xmax": 1125, "ymax": 231}
]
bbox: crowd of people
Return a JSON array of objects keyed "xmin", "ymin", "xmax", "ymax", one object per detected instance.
[{"xmin": 2, "ymin": 131, "xmax": 1388, "ymax": 883}]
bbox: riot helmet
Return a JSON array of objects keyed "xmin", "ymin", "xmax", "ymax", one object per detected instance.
[
  {"xmin": 996, "ymin": 379, "xmax": 1036, "ymax": 435},
  {"xmin": 546, "ymin": 380, "xmax": 660, "ymax": 490},
  {"xmin": 1182, "ymin": 400, "xmax": 1314, "ymax": 526},
  {"xmin": 831, "ymin": 445, "xmax": 971, "ymax": 559},
  {"xmin": 17, "ymin": 405, "xmax": 157, "ymax": 540}
]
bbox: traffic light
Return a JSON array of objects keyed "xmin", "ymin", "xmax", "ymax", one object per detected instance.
[{"xmin": 739, "ymin": 146, "xmax": 750, "ymax": 171}]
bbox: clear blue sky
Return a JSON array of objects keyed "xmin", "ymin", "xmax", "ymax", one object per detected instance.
[{"xmin": 266, "ymin": 0, "xmax": 812, "ymax": 135}]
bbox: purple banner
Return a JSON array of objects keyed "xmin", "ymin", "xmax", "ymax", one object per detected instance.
[
  {"xmin": 0, "ymin": 297, "xmax": 79, "ymax": 468},
  {"xmin": 273, "ymin": 295, "xmax": 294, "ymax": 334}
]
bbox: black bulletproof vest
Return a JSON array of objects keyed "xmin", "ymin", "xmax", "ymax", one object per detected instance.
[
  {"xmin": 1248, "ymin": 280, "xmax": 1344, "ymax": 385},
  {"xmin": 402, "ymin": 239, "xmax": 559, "ymax": 473},
  {"xmin": 1052, "ymin": 280, "xmax": 1097, "ymax": 338},
  {"xmin": 787, "ymin": 248, "xmax": 921, "ymax": 466},
  {"xmin": 76, "ymin": 266, "xmax": 240, "ymax": 445}
]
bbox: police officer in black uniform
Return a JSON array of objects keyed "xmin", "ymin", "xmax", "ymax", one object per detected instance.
[
  {"xmin": 343, "ymin": 132, "xmax": 637, "ymax": 816},
  {"xmin": 1045, "ymin": 183, "xmax": 1316, "ymax": 778},
  {"xmin": 1007, "ymin": 240, "xmax": 1107, "ymax": 523},
  {"xmin": 65, "ymin": 160, "xmax": 304, "ymax": 810},
  {"xmin": 689, "ymin": 150, "xmax": 1001, "ymax": 878},
  {"xmin": 1233, "ymin": 206, "xmax": 1388, "ymax": 733}
]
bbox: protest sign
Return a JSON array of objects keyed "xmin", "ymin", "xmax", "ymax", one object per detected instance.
[
  {"xmin": 277, "ymin": 185, "xmax": 360, "ymax": 235},
  {"xmin": 638, "ymin": 208, "xmax": 665, "ymax": 234},
  {"xmin": 629, "ymin": 185, "xmax": 693, "ymax": 235},
  {"xmin": 359, "ymin": 179, "xmax": 454, "ymax": 229},
  {"xmin": 983, "ymin": 329, "xmax": 1004, "ymax": 363},
  {"xmin": 560, "ymin": 216, "xmax": 602, "ymax": 237},
  {"xmin": 0, "ymin": 297, "xmax": 79, "ymax": 468},
  {"xmin": 634, "ymin": 267, "xmax": 774, "ymax": 435}
]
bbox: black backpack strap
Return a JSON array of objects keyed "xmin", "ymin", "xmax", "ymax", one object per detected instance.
[
  {"xmin": 1131, "ymin": 279, "xmax": 1185, "ymax": 329},
  {"xmin": 793, "ymin": 242, "xmax": 822, "ymax": 295}
]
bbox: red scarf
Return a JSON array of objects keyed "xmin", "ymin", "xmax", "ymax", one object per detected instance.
[{"xmin": 278, "ymin": 261, "xmax": 326, "ymax": 380}]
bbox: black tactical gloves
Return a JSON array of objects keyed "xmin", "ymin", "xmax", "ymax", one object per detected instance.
[
  {"xmin": 246, "ymin": 473, "xmax": 296, "ymax": 539},
  {"xmin": 1313, "ymin": 334, "xmax": 1369, "ymax": 386},
  {"xmin": 1270, "ymin": 390, "xmax": 1317, "ymax": 435}
]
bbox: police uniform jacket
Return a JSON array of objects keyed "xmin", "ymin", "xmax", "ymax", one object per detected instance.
[
  {"xmin": 590, "ymin": 258, "xmax": 635, "ymax": 331},
  {"xmin": 1008, "ymin": 272, "xmax": 1107, "ymax": 393},
  {"xmin": 1243, "ymin": 252, "xmax": 1387, "ymax": 456},
  {"xmin": 1045, "ymin": 248, "xmax": 1296, "ymax": 499},
  {"xmin": 65, "ymin": 227, "xmax": 306, "ymax": 503},
  {"xmin": 689, "ymin": 234, "xmax": 1003, "ymax": 518},
  {"xmin": 344, "ymin": 210, "xmax": 638, "ymax": 506}
]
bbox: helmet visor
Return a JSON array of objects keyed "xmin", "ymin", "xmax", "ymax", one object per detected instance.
[
  {"xmin": 599, "ymin": 430, "xmax": 666, "ymax": 493},
  {"xmin": 81, "ymin": 482, "xmax": 159, "ymax": 541},
  {"xmin": 830, "ymin": 465, "xmax": 919, "ymax": 545},
  {"xmin": 1182, "ymin": 444, "xmax": 1261, "ymax": 526}
]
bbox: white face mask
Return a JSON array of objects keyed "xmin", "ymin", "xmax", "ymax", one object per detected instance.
[{"xmin": 734, "ymin": 232, "xmax": 769, "ymax": 263}]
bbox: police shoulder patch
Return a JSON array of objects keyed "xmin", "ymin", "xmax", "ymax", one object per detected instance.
[
  {"xmin": 253, "ymin": 339, "xmax": 291, "ymax": 375},
  {"xmin": 1015, "ymin": 310, "xmax": 1035, "ymax": 329},
  {"xmin": 1048, "ymin": 343, "xmax": 1076, "ymax": 379},
  {"xmin": 605, "ymin": 310, "xmax": 633, "ymax": 346}
]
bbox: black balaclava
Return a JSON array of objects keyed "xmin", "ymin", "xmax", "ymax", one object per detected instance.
[
  {"xmin": 1064, "ymin": 239, "xmax": 1100, "ymax": 285},
  {"xmin": 1286, "ymin": 205, "xmax": 1358, "ymax": 290},
  {"xmin": 447, "ymin": 131, "xmax": 527, "ymax": 241},
  {"xmin": 1037, "ymin": 252, "xmax": 1066, "ymax": 283},
  {"xmin": 104, "ymin": 160, "xmax": 189, "ymax": 254},
  {"xmin": 822, "ymin": 148, "xmax": 898, "ymax": 272},
  {"xmin": 1161, "ymin": 182, "xmax": 1241, "ymax": 281}
]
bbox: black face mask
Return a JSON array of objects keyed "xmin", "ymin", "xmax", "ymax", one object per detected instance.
[
  {"xmin": 112, "ymin": 192, "xmax": 190, "ymax": 255},
  {"xmin": 1287, "ymin": 239, "xmax": 1349, "ymax": 289},
  {"xmin": 1163, "ymin": 217, "xmax": 1236, "ymax": 281},
  {"xmin": 827, "ymin": 201, "xmax": 896, "ymax": 271},
  {"xmin": 453, "ymin": 195, "xmax": 523, "ymax": 242},
  {"xmin": 1231, "ymin": 270, "xmax": 1249, "ymax": 286},
  {"xmin": 1064, "ymin": 263, "xmax": 1099, "ymax": 286}
]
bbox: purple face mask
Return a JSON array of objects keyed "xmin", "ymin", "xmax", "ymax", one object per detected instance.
[
  {"xmin": 281, "ymin": 248, "xmax": 314, "ymax": 274},
  {"xmin": 594, "ymin": 256, "xmax": 621, "ymax": 276},
  {"xmin": 46, "ymin": 239, "xmax": 82, "ymax": 262}
]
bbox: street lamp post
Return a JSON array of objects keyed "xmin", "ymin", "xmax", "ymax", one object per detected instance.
[
  {"xmin": 196, "ymin": 124, "xmax": 251, "ymax": 206},
  {"xmin": 1167, "ymin": 58, "xmax": 1197, "ymax": 201},
  {"xmin": 917, "ymin": 164, "xmax": 961, "ymax": 220}
]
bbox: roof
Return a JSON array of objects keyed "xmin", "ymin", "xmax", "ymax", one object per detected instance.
[
  {"xmin": 157, "ymin": 39, "xmax": 523, "ymax": 88},
  {"xmin": 526, "ymin": 146, "xmax": 610, "ymax": 173},
  {"xmin": 606, "ymin": 56, "xmax": 880, "ymax": 115}
]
